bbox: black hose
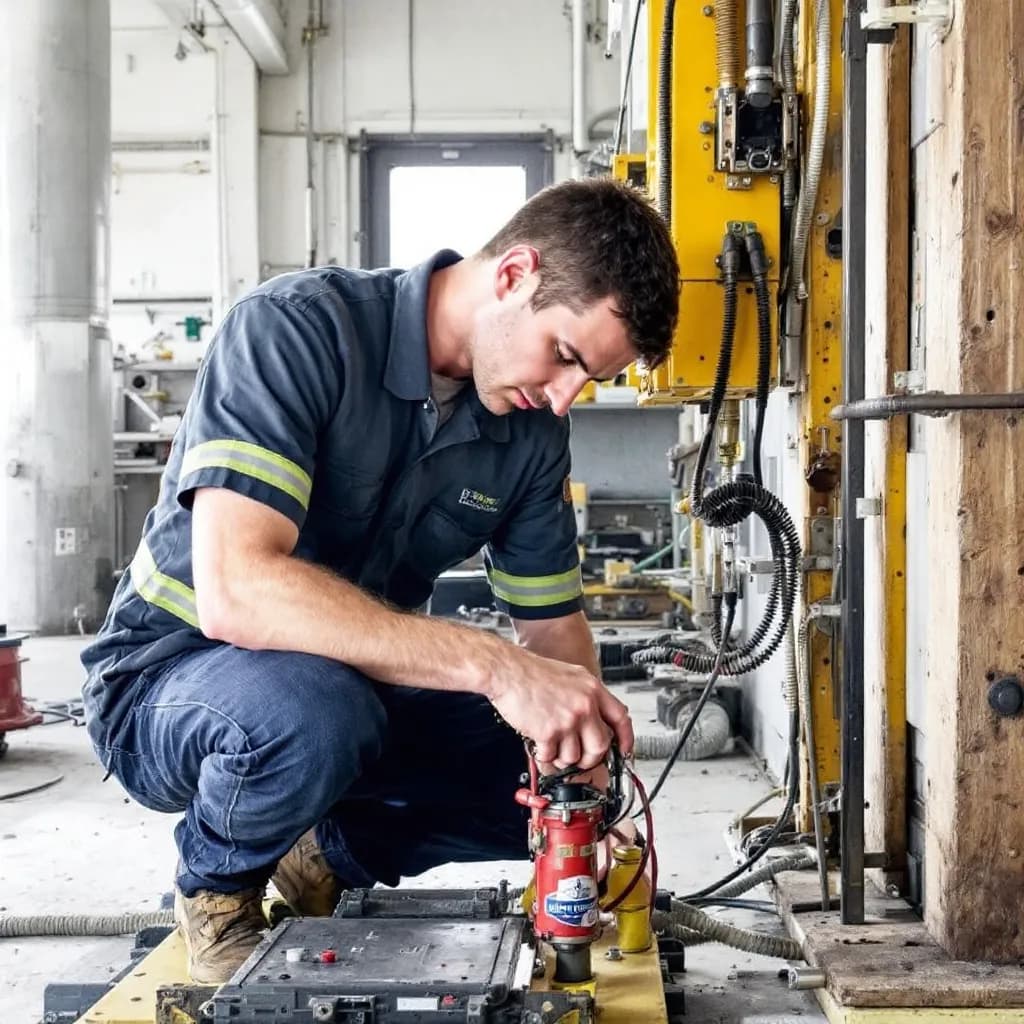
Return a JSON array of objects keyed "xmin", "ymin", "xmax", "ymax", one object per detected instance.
[
  {"xmin": 638, "ymin": 232, "xmax": 801, "ymax": 679},
  {"xmin": 641, "ymin": 603, "xmax": 736, "ymax": 808},
  {"xmin": 656, "ymin": 0, "xmax": 677, "ymax": 220},
  {"xmin": 745, "ymin": 0, "xmax": 775, "ymax": 108},
  {"xmin": 746, "ymin": 230, "xmax": 772, "ymax": 488},
  {"xmin": 684, "ymin": 706, "xmax": 800, "ymax": 899}
]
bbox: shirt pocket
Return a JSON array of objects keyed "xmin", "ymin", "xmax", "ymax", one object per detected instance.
[
  {"xmin": 315, "ymin": 461, "xmax": 383, "ymax": 518},
  {"xmin": 309, "ymin": 462, "xmax": 384, "ymax": 564}
]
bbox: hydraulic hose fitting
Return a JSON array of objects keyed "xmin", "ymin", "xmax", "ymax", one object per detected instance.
[
  {"xmin": 744, "ymin": 0, "xmax": 775, "ymax": 108},
  {"xmin": 717, "ymin": 399, "xmax": 742, "ymax": 469},
  {"xmin": 720, "ymin": 229, "xmax": 743, "ymax": 282},
  {"xmin": 744, "ymin": 227, "xmax": 770, "ymax": 280}
]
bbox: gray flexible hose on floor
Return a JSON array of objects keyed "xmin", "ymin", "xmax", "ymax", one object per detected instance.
[
  {"xmin": 0, "ymin": 910, "xmax": 174, "ymax": 938},
  {"xmin": 652, "ymin": 919, "xmax": 710, "ymax": 946},
  {"xmin": 654, "ymin": 901, "xmax": 802, "ymax": 960},
  {"xmin": 634, "ymin": 699, "xmax": 731, "ymax": 761},
  {"xmin": 714, "ymin": 852, "xmax": 816, "ymax": 899}
]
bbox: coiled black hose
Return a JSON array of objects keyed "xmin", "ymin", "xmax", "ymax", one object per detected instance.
[{"xmin": 638, "ymin": 231, "xmax": 800, "ymax": 679}]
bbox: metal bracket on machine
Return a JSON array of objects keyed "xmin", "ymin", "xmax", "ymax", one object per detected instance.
[{"xmin": 861, "ymin": 0, "xmax": 952, "ymax": 32}]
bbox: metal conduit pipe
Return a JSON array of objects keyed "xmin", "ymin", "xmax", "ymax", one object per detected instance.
[
  {"xmin": 634, "ymin": 699, "xmax": 731, "ymax": 761},
  {"xmin": 571, "ymin": 0, "xmax": 588, "ymax": 154},
  {"xmin": 778, "ymin": 0, "xmax": 798, "ymax": 209},
  {"xmin": 303, "ymin": 0, "xmax": 320, "ymax": 268},
  {"xmin": 788, "ymin": 0, "xmax": 831, "ymax": 302},
  {"xmin": 0, "ymin": 911, "xmax": 174, "ymax": 938},
  {"xmin": 840, "ymin": 0, "xmax": 869, "ymax": 924},
  {"xmin": 715, "ymin": 0, "xmax": 740, "ymax": 89},
  {"xmin": 714, "ymin": 852, "xmax": 816, "ymax": 899},
  {"xmin": 745, "ymin": 0, "xmax": 775, "ymax": 108},
  {"xmin": 831, "ymin": 391, "xmax": 1024, "ymax": 420},
  {"xmin": 655, "ymin": 902, "xmax": 803, "ymax": 959}
]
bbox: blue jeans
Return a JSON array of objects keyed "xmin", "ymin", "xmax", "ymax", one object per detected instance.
[{"xmin": 87, "ymin": 646, "xmax": 529, "ymax": 896}]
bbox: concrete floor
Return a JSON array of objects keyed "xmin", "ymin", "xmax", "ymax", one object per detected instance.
[{"xmin": 0, "ymin": 636, "xmax": 824, "ymax": 1023}]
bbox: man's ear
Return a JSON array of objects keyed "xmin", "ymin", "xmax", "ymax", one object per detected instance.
[{"xmin": 494, "ymin": 245, "xmax": 540, "ymax": 300}]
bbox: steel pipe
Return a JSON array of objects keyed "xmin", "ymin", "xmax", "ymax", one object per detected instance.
[{"xmin": 831, "ymin": 391, "xmax": 1024, "ymax": 420}]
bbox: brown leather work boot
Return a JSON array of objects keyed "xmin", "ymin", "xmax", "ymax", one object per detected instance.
[
  {"xmin": 174, "ymin": 887, "xmax": 266, "ymax": 984},
  {"xmin": 271, "ymin": 827, "xmax": 342, "ymax": 917}
]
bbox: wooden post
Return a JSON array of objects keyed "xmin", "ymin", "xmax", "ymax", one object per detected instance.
[{"xmin": 921, "ymin": 3, "xmax": 1024, "ymax": 961}]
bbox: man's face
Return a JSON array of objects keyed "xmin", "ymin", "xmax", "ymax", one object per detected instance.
[{"xmin": 470, "ymin": 267, "xmax": 637, "ymax": 418}]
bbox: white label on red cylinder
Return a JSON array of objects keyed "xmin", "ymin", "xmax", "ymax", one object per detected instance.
[{"xmin": 544, "ymin": 874, "xmax": 598, "ymax": 928}]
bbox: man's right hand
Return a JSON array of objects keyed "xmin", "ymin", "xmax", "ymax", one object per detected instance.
[{"xmin": 486, "ymin": 647, "xmax": 633, "ymax": 771}]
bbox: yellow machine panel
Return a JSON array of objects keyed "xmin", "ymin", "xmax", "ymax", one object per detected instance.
[{"xmin": 640, "ymin": 0, "xmax": 783, "ymax": 405}]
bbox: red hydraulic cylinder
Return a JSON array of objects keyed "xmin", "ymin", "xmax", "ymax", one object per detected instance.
[{"xmin": 0, "ymin": 629, "xmax": 41, "ymax": 755}]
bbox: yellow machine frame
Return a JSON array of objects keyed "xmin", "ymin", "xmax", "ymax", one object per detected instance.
[{"xmin": 638, "ymin": 0, "xmax": 782, "ymax": 404}]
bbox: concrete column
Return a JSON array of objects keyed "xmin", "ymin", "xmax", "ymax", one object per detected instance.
[{"xmin": 0, "ymin": 0, "xmax": 114, "ymax": 633}]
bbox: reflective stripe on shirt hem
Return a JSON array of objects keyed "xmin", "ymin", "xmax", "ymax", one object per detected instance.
[
  {"xmin": 180, "ymin": 440, "xmax": 312, "ymax": 510},
  {"xmin": 486, "ymin": 565, "xmax": 583, "ymax": 608},
  {"xmin": 130, "ymin": 540, "xmax": 200, "ymax": 629}
]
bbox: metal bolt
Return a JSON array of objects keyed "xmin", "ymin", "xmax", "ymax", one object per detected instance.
[
  {"xmin": 698, "ymin": 121, "xmax": 714, "ymax": 134},
  {"xmin": 605, "ymin": 946, "xmax": 623, "ymax": 961},
  {"xmin": 702, "ymin": 4, "xmax": 714, "ymax": 13}
]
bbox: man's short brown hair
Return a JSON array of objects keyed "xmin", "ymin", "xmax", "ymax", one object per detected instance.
[{"xmin": 479, "ymin": 177, "xmax": 680, "ymax": 369}]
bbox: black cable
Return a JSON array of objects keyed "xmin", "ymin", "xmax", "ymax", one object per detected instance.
[
  {"xmin": 0, "ymin": 773, "xmax": 65, "ymax": 801},
  {"xmin": 746, "ymin": 229, "xmax": 772, "ymax": 487},
  {"xmin": 640, "ymin": 603, "xmax": 736, "ymax": 810},
  {"xmin": 633, "ymin": 231, "xmax": 800, "ymax": 679},
  {"xmin": 613, "ymin": 0, "xmax": 645, "ymax": 156},
  {"xmin": 684, "ymin": 707, "xmax": 800, "ymax": 900},
  {"xmin": 688, "ymin": 897, "xmax": 779, "ymax": 913}
]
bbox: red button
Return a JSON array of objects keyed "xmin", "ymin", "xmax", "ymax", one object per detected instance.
[
  {"xmin": 441, "ymin": 995, "xmax": 458, "ymax": 1007},
  {"xmin": 319, "ymin": 949, "xmax": 337, "ymax": 963}
]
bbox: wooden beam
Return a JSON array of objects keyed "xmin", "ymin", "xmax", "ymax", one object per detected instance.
[
  {"xmin": 921, "ymin": 3, "xmax": 1024, "ymax": 961},
  {"xmin": 862, "ymin": 28, "xmax": 910, "ymax": 879}
]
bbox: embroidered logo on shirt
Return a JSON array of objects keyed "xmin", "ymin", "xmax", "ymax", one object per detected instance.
[{"xmin": 459, "ymin": 488, "xmax": 501, "ymax": 513}]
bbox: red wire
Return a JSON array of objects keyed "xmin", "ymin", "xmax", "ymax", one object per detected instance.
[{"xmin": 603, "ymin": 762, "xmax": 657, "ymax": 914}]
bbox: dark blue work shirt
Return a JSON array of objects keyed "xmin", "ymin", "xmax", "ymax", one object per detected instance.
[{"xmin": 82, "ymin": 251, "xmax": 583, "ymax": 719}]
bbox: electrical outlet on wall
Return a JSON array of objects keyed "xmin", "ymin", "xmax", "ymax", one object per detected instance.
[{"xmin": 55, "ymin": 528, "xmax": 77, "ymax": 556}]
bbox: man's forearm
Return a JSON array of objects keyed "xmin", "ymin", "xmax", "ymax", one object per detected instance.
[
  {"xmin": 201, "ymin": 547, "xmax": 507, "ymax": 697},
  {"xmin": 513, "ymin": 610, "xmax": 600, "ymax": 676}
]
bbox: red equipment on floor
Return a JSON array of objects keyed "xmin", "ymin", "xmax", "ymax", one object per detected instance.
[{"xmin": 0, "ymin": 626, "xmax": 41, "ymax": 758}]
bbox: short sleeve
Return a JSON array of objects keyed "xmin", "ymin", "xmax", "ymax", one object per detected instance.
[
  {"xmin": 483, "ymin": 422, "xmax": 584, "ymax": 620},
  {"xmin": 175, "ymin": 294, "xmax": 340, "ymax": 529}
]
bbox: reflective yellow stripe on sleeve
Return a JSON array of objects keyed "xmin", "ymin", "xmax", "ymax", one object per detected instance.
[
  {"xmin": 180, "ymin": 440, "xmax": 313, "ymax": 510},
  {"xmin": 486, "ymin": 565, "xmax": 583, "ymax": 608},
  {"xmin": 130, "ymin": 539, "xmax": 200, "ymax": 628}
]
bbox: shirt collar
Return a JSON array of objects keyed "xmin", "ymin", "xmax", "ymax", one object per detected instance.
[
  {"xmin": 383, "ymin": 249, "xmax": 462, "ymax": 402},
  {"xmin": 384, "ymin": 248, "xmax": 511, "ymax": 444}
]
